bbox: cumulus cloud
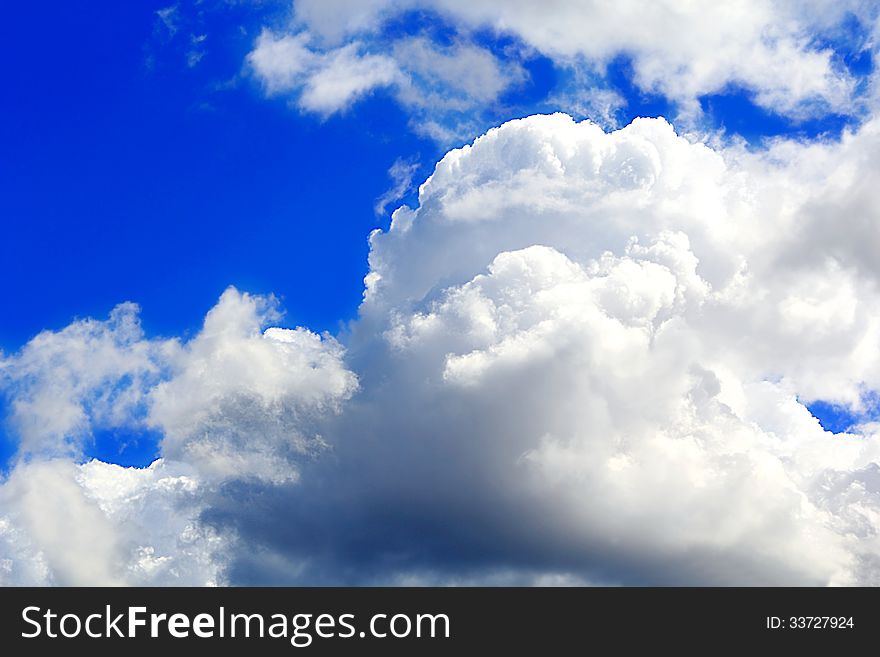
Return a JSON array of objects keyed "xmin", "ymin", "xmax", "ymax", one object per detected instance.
[
  {"xmin": 354, "ymin": 234, "xmax": 879, "ymax": 583},
  {"xmin": 0, "ymin": 303, "xmax": 173, "ymax": 460},
  {"xmin": 336, "ymin": 114, "xmax": 880, "ymax": 585},
  {"xmin": 316, "ymin": 113, "xmax": 853, "ymax": 586},
  {"xmin": 4, "ymin": 113, "xmax": 880, "ymax": 585},
  {"xmin": 362, "ymin": 114, "xmax": 880, "ymax": 409},
  {"xmin": 246, "ymin": 0, "xmax": 879, "ymax": 137},
  {"xmin": 150, "ymin": 288, "xmax": 357, "ymax": 484},
  {"xmin": 0, "ymin": 458, "xmax": 225, "ymax": 586},
  {"xmin": 0, "ymin": 288, "xmax": 356, "ymax": 584}
]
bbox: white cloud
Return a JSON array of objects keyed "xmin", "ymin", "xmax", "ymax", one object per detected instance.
[
  {"xmin": 363, "ymin": 113, "xmax": 880, "ymax": 412},
  {"xmin": 0, "ymin": 460, "xmax": 124, "ymax": 585},
  {"xmin": 247, "ymin": 26, "xmax": 524, "ymax": 137},
  {"xmin": 0, "ymin": 512, "xmax": 51, "ymax": 586},
  {"xmin": 77, "ymin": 458, "xmax": 228, "ymax": 585},
  {"xmin": 149, "ymin": 287, "xmax": 357, "ymax": 484},
  {"xmin": 0, "ymin": 458, "xmax": 228, "ymax": 585},
  {"xmin": 299, "ymin": 43, "xmax": 401, "ymax": 114},
  {"xmin": 276, "ymin": 0, "xmax": 877, "ymax": 129},
  {"xmin": 340, "ymin": 113, "xmax": 880, "ymax": 584},
  {"xmin": 248, "ymin": 30, "xmax": 401, "ymax": 115},
  {"xmin": 0, "ymin": 288, "xmax": 357, "ymax": 584},
  {"xmin": 0, "ymin": 302, "xmax": 174, "ymax": 460},
  {"xmin": 4, "ymin": 113, "xmax": 880, "ymax": 584}
]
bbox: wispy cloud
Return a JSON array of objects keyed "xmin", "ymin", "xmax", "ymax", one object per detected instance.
[{"xmin": 374, "ymin": 157, "xmax": 420, "ymax": 216}]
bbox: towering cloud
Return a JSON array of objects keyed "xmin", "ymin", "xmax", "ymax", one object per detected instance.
[
  {"xmin": 338, "ymin": 114, "xmax": 880, "ymax": 585},
  {"xmin": 3, "ymin": 113, "xmax": 880, "ymax": 585}
]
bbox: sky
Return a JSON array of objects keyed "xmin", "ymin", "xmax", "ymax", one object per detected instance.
[{"xmin": 2, "ymin": 0, "xmax": 880, "ymax": 586}]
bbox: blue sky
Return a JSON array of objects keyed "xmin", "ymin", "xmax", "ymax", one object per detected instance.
[
  {"xmin": 1, "ymin": 2, "xmax": 433, "ymax": 351},
  {"xmin": 3, "ymin": 1, "xmax": 880, "ymax": 586}
]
